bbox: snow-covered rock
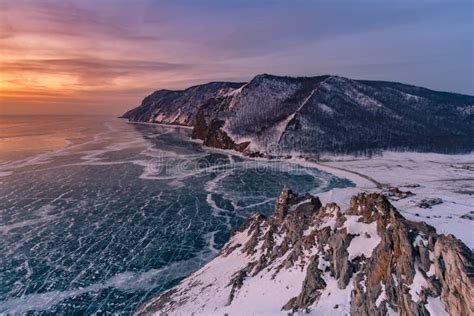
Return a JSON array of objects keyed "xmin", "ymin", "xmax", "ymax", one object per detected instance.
[
  {"xmin": 135, "ymin": 189, "xmax": 474, "ymax": 315},
  {"xmin": 121, "ymin": 82, "xmax": 245, "ymax": 125}
]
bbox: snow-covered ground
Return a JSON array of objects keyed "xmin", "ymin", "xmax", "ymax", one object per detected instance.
[
  {"xmin": 198, "ymin": 146, "xmax": 474, "ymax": 249},
  {"xmin": 303, "ymin": 151, "xmax": 474, "ymax": 249},
  {"xmin": 136, "ymin": 151, "xmax": 474, "ymax": 315}
]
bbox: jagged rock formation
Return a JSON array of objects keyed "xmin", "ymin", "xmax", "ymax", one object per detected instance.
[
  {"xmin": 123, "ymin": 74, "xmax": 474, "ymax": 155},
  {"xmin": 135, "ymin": 189, "xmax": 474, "ymax": 315},
  {"xmin": 191, "ymin": 108, "xmax": 250, "ymax": 152}
]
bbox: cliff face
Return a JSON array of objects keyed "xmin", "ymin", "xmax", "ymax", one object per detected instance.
[
  {"xmin": 123, "ymin": 74, "xmax": 474, "ymax": 155},
  {"xmin": 135, "ymin": 189, "xmax": 473, "ymax": 315},
  {"xmin": 191, "ymin": 108, "xmax": 250, "ymax": 152}
]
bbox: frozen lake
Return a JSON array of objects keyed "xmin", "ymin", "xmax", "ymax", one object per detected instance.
[{"xmin": 0, "ymin": 116, "xmax": 353, "ymax": 314}]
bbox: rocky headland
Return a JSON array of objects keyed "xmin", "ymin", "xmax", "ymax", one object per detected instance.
[
  {"xmin": 136, "ymin": 188, "xmax": 474, "ymax": 315},
  {"xmin": 123, "ymin": 74, "xmax": 474, "ymax": 156}
]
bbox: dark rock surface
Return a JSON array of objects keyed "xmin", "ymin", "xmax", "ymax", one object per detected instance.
[
  {"xmin": 385, "ymin": 186, "xmax": 415, "ymax": 200},
  {"xmin": 461, "ymin": 211, "xmax": 474, "ymax": 220},
  {"xmin": 417, "ymin": 198, "xmax": 443, "ymax": 209}
]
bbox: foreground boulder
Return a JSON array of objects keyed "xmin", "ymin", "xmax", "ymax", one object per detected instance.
[{"xmin": 136, "ymin": 189, "xmax": 474, "ymax": 315}]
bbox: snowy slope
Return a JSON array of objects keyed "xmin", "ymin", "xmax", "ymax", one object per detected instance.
[
  {"xmin": 121, "ymin": 82, "xmax": 245, "ymax": 125},
  {"xmin": 135, "ymin": 188, "xmax": 473, "ymax": 315}
]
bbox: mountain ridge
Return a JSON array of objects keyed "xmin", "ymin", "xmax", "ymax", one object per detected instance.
[{"xmin": 122, "ymin": 74, "xmax": 474, "ymax": 155}]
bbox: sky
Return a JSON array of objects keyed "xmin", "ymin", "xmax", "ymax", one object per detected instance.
[{"xmin": 0, "ymin": 0, "xmax": 473, "ymax": 115}]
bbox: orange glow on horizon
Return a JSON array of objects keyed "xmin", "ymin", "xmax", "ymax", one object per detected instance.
[{"xmin": 1, "ymin": 1, "xmax": 472, "ymax": 115}]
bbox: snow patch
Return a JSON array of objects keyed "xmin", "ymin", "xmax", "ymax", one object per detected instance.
[
  {"xmin": 375, "ymin": 283, "xmax": 386, "ymax": 307},
  {"xmin": 344, "ymin": 215, "xmax": 381, "ymax": 260},
  {"xmin": 409, "ymin": 267, "xmax": 428, "ymax": 302},
  {"xmin": 425, "ymin": 296, "xmax": 449, "ymax": 316},
  {"xmin": 318, "ymin": 103, "xmax": 336, "ymax": 115},
  {"xmin": 309, "ymin": 273, "xmax": 353, "ymax": 315}
]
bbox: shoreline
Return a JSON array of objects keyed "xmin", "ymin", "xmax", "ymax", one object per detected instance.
[
  {"xmin": 134, "ymin": 146, "xmax": 474, "ymax": 316},
  {"xmin": 124, "ymin": 119, "xmax": 474, "ymax": 314},
  {"xmin": 122, "ymin": 119, "xmax": 474, "ymax": 248},
  {"xmin": 125, "ymin": 120, "xmax": 194, "ymax": 130},
  {"xmin": 316, "ymin": 152, "xmax": 474, "ymax": 249},
  {"xmin": 201, "ymin": 141, "xmax": 474, "ymax": 248},
  {"xmin": 196, "ymin": 144, "xmax": 377, "ymax": 189}
]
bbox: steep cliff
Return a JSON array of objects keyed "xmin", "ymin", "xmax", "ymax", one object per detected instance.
[{"xmin": 135, "ymin": 189, "xmax": 473, "ymax": 315}]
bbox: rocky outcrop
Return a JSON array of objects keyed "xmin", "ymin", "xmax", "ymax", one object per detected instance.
[
  {"xmin": 385, "ymin": 186, "xmax": 415, "ymax": 200},
  {"xmin": 123, "ymin": 74, "xmax": 474, "ymax": 155},
  {"xmin": 433, "ymin": 235, "xmax": 474, "ymax": 315},
  {"xmin": 191, "ymin": 107, "xmax": 250, "ymax": 152},
  {"xmin": 135, "ymin": 189, "xmax": 474, "ymax": 315},
  {"xmin": 417, "ymin": 198, "xmax": 443, "ymax": 209},
  {"xmin": 190, "ymin": 107, "xmax": 208, "ymax": 140}
]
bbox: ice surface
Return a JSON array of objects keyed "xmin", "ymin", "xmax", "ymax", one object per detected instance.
[{"xmin": 0, "ymin": 117, "xmax": 352, "ymax": 314}]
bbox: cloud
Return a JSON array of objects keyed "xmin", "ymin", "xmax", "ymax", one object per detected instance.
[
  {"xmin": 0, "ymin": 0, "xmax": 472, "ymax": 115},
  {"xmin": 1, "ymin": 0, "xmax": 161, "ymax": 42},
  {"xmin": 1, "ymin": 58, "xmax": 192, "ymax": 86}
]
